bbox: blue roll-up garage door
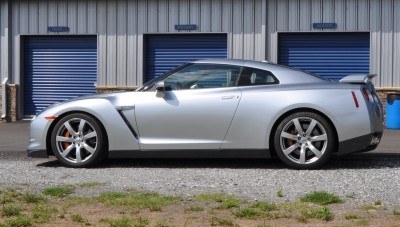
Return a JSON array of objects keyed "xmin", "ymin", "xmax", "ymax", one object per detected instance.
[
  {"xmin": 145, "ymin": 34, "xmax": 227, "ymax": 82},
  {"xmin": 278, "ymin": 33, "xmax": 370, "ymax": 81},
  {"xmin": 24, "ymin": 36, "xmax": 97, "ymax": 115}
]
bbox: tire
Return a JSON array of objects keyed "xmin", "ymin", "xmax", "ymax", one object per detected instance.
[
  {"xmin": 51, "ymin": 113, "xmax": 107, "ymax": 168},
  {"xmin": 273, "ymin": 112, "xmax": 335, "ymax": 169}
]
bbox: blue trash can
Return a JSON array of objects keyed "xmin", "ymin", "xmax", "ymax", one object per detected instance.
[{"xmin": 386, "ymin": 93, "xmax": 400, "ymax": 129}]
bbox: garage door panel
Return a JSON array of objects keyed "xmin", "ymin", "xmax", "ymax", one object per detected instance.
[
  {"xmin": 278, "ymin": 33, "xmax": 370, "ymax": 81},
  {"xmin": 145, "ymin": 34, "xmax": 227, "ymax": 82},
  {"xmin": 24, "ymin": 36, "xmax": 97, "ymax": 116}
]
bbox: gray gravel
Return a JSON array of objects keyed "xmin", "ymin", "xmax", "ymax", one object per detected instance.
[{"xmin": 1, "ymin": 154, "xmax": 400, "ymax": 206}]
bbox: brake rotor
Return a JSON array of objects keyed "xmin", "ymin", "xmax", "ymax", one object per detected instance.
[{"xmin": 63, "ymin": 131, "xmax": 71, "ymax": 149}]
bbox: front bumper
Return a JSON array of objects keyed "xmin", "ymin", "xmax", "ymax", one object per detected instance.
[
  {"xmin": 27, "ymin": 149, "xmax": 49, "ymax": 158},
  {"xmin": 337, "ymin": 131, "xmax": 383, "ymax": 155}
]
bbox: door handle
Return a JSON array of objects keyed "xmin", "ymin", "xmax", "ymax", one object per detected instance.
[{"xmin": 221, "ymin": 95, "xmax": 240, "ymax": 100}]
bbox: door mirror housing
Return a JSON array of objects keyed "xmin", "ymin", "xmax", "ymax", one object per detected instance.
[{"xmin": 155, "ymin": 81, "xmax": 172, "ymax": 92}]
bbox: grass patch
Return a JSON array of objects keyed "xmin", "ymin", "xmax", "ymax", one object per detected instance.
[
  {"xmin": 297, "ymin": 207, "xmax": 333, "ymax": 222},
  {"xmin": 31, "ymin": 203, "xmax": 57, "ymax": 223},
  {"xmin": 251, "ymin": 201, "xmax": 276, "ymax": 212},
  {"xmin": 195, "ymin": 193, "xmax": 242, "ymax": 209},
  {"xmin": 23, "ymin": 193, "xmax": 45, "ymax": 204},
  {"xmin": 97, "ymin": 191, "xmax": 179, "ymax": 211},
  {"xmin": 155, "ymin": 220, "xmax": 169, "ymax": 227},
  {"xmin": 0, "ymin": 189, "xmax": 20, "ymax": 205},
  {"xmin": 356, "ymin": 220, "xmax": 369, "ymax": 226},
  {"xmin": 106, "ymin": 216, "xmax": 149, "ymax": 227},
  {"xmin": 359, "ymin": 205, "xmax": 377, "ymax": 211},
  {"xmin": 393, "ymin": 209, "xmax": 400, "ymax": 215},
  {"xmin": 0, "ymin": 216, "xmax": 33, "ymax": 227},
  {"xmin": 78, "ymin": 182, "xmax": 107, "ymax": 188},
  {"xmin": 1, "ymin": 204, "xmax": 23, "ymax": 217},
  {"xmin": 233, "ymin": 208, "xmax": 263, "ymax": 219},
  {"xmin": 210, "ymin": 216, "xmax": 234, "ymax": 226},
  {"xmin": 42, "ymin": 186, "xmax": 74, "ymax": 197},
  {"xmin": 344, "ymin": 213, "xmax": 360, "ymax": 220},
  {"xmin": 185, "ymin": 206, "xmax": 204, "ymax": 212},
  {"xmin": 300, "ymin": 191, "xmax": 341, "ymax": 205},
  {"xmin": 71, "ymin": 213, "xmax": 88, "ymax": 224},
  {"xmin": 346, "ymin": 193, "xmax": 356, "ymax": 199}
]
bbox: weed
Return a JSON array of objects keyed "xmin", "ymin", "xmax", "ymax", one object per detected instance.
[
  {"xmin": 155, "ymin": 220, "xmax": 169, "ymax": 227},
  {"xmin": 217, "ymin": 197, "xmax": 241, "ymax": 210},
  {"xmin": 1, "ymin": 204, "xmax": 22, "ymax": 217},
  {"xmin": 374, "ymin": 200, "xmax": 382, "ymax": 206},
  {"xmin": 195, "ymin": 193, "xmax": 242, "ymax": 209},
  {"xmin": 393, "ymin": 209, "xmax": 400, "ymax": 215},
  {"xmin": 23, "ymin": 193, "xmax": 45, "ymax": 203},
  {"xmin": 277, "ymin": 190, "xmax": 283, "ymax": 198},
  {"xmin": 106, "ymin": 216, "xmax": 149, "ymax": 227},
  {"xmin": 97, "ymin": 191, "xmax": 179, "ymax": 211},
  {"xmin": 31, "ymin": 203, "xmax": 57, "ymax": 223},
  {"xmin": 298, "ymin": 207, "xmax": 333, "ymax": 222},
  {"xmin": 300, "ymin": 191, "xmax": 341, "ymax": 205},
  {"xmin": 1, "ymin": 216, "xmax": 33, "ymax": 227},
  {"xmin": 344, "ymin": 213, "xmax": 359, "ymax": 220},
  {"xmin": 71, "ymin": 213, "xmax": 88, "ymax": 223},
  {"xmin": 185, "ymin": 206, "xmax": 204, "ymax": 212},
  {"xmin": 251, "ymin": 201, "xmax": 276, "ymax": 212},
  {"xmin": 210, "ymin": 216, "xmax": 234, "ymax": 226},
  {"xmin": 233, "ymin": 208, "xmax": 263, "ymax": 219},
  {"xmin": 42, "ymin": 186, "xmax": 74, "ymax": 197},
  {"xmin": 346, "ymin": 193, "xmax": 356, "ymax": 199}
]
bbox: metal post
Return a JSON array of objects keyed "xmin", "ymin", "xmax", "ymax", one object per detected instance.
[{"xmin": 1, "ymin": 78, "xmax": 8, "ymax": 120}]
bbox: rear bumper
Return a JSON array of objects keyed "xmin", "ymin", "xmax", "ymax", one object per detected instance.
[
  {"xmin": 27, "ymin": 149, "xmax": 49, "ymax": 158},
  {"xmin": 337, "ymin": 131, "xmax": 383, "ymax": 155}
]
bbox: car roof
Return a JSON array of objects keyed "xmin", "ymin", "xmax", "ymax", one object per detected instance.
[{"xmin": 190, "ymin": 59, "xmax": 328, "ymax": 84}]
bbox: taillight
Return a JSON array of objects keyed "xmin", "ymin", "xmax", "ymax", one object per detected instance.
[
  {"xmin": 362, "ymin": 87, "xmax": 371, "ymax": 102},
  {"xmin": 351, "ymin": 91, "xmax": 359, "ymax": 108}
]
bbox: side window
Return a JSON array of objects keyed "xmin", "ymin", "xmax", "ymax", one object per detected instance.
[
  {"xmin": 164, "ymin": 64, "xmax": 242, "ymax": 90},
  {"xmin": 237, "ymin": 67, "xmax": 278, "ymax": 86}
]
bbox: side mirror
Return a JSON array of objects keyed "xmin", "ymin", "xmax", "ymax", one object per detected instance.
[{"xmin": 155, "ymin": 81, "xmax": 172, "ymax": 92}]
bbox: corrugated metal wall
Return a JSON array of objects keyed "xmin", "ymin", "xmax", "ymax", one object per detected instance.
[
  {"xmin": 6, "ymin": 0, "xmax": 266, "ymax": 87},
  {"xmin": 267, "ymin": 0, "xmax": 400, "ymax": 87}
]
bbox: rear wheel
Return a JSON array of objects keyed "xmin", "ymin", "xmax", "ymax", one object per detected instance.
[
  {"xmin": 273, "ymin": 112, "xmax": 335, "ymax": 169},
  {"xmin": 51, "ymin": 113, "xmax": 107, "ymax": 168}
]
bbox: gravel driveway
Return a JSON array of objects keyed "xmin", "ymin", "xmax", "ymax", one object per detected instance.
[{"xmin": 1, "ymin": 122, "xmax": 400, "ymax": 207}]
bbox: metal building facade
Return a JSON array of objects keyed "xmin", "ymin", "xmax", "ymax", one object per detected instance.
[{"xmin": 0, "ymin": 0, "xmax": 399, "ymax": 120}]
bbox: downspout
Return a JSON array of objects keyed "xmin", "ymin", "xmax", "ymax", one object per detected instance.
[{"xmin": 1, "ymin": 78, "xmax": 8, "ymax": 120}]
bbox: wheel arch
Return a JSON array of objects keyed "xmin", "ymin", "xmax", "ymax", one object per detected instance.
[
  {"xmin": 45, "ymin": 111, "xmax": 109, "ymax": 156},
  {"xmin": 268, "ymin": 108, "xmax": 339, "ymax": 157}
]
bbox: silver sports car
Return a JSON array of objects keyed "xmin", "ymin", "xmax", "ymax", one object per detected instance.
[{"xmin": 27, "ymin": 59, "xmax": 384, "ymax": 169}]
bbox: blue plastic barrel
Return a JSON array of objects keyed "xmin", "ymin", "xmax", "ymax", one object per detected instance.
[{"xmin": 386, "ymin": 94, "xmax": 400, "ymax": 129}]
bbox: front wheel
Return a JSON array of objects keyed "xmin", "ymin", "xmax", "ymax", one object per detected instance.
[
  {"xmin": 51, "ymin": 113, "xmax": 107, "ymax": 168},
  {"xmin": 273, "ymin": 112, "xmax": 336, "ymax": 169}
]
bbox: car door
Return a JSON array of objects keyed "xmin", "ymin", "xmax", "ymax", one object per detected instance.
[{"xmin": 134, "ymin": 64, "xmax": 242, "ymax": 150}]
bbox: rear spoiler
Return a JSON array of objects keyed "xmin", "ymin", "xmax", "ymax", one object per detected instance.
[{"xmin": 339, "ymin": 74, "xmax": 377, "ymax": 84}]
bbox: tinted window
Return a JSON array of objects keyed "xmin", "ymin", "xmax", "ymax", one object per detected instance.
[
  {"xmin": 164, "ymin": 64, "xmax": 242, "ymax": 90},
  {"xmin": 237, "ymin": 67, "xmax": 278, "ymax": 86}
]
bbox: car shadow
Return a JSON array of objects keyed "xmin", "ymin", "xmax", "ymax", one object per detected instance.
[{"xmin": 36, "ymin": 153, "xmax": 400, "ymax": 170}]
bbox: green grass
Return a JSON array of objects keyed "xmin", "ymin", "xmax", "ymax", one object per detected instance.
[
  {"xmin": 31, "ymin": 203, "xmax": 57, "ymax": 223},
  {"xmin": 78, "ymin": 182, "xmax": 107, "ymax": 188},
  {"xmin": 300, "ymin": 191, "xmax": 342, "ymax": 205},
  {"xmin": 233, "ymin": 208, "xmax": 263, "ymax": 219},
  {"xmin": 1, "ymin": 204, "xmax": 23, "ymax": 217},
  {"xmin": 97, "ymin": 191, "xmax": 179, "ymax": 211},
  {"xmin": 359, "ymin": 205, "xmax": 377, "ymax": 211},
  {"xmin": 185, "ymin": 206, "xmax": 204, "ymax": 212},
  {"xmin": 70, "ymin": 213, "xmax": 88, "ymax": 224},
  {"xmin": 297, "ymin": 207, "xmax": 333, "ymax": 223},
  {"xmin": 344, "ymin": 213, "xmax": 360, "ymax": 220},
  {"xmin": 154, "ymin": 220, "xmax": 169, "ymax": 227},
  {"xmin": 106, "ymin": 216, "xmax": 149, "ymax": 227},
  {"xmin": 0, "ymin": 216, "xmax": 33, "ymax": 227},
  {"xmin": 346, "ymin": 194, "xmax": 356, "ymax": 199},
  {"xmin": 251, "ymin": 201, "xmax": 276, "ymax": 212},
  {"xmin": 42, "ymin": 186, "xmax": 74, "ymax": 197},
  {"xmin": 210, "ymin": 216, "xmax": 234, "ymax": 226},
  {"xmin": 195, "ymin": 193, "xmax": 242, "ymax": 209},
  {"xmin": 23, "ymin": 193, "xmax": 45, "ymax": 203},
  {"xmin": 277, "ymin": 190, "xmax": 283, "ymax": 198},
  {"xmin": 393, "ymin": 209, "xmax": 400, "ymax": 215}
]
